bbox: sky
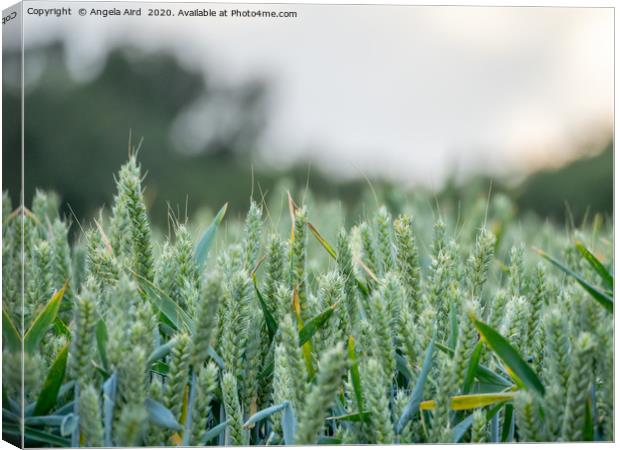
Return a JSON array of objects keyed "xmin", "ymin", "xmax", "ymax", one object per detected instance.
[{"xmin": 19, "ymin": 3, "xmax": 614, "ymax": 188}]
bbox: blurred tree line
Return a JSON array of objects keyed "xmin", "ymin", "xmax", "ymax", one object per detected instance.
[{"xmin": 2, "ymin": 42, "xmax": 612, "ymax": 231}]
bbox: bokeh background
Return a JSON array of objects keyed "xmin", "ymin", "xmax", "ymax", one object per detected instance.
[{"xmin": 3, "ymin": 3, "xmax": 613, "ymax": 229}]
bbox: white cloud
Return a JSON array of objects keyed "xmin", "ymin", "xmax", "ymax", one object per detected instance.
[{"xmin": 22, "ymin": 3, "xmax": 613, "ymax": 186}]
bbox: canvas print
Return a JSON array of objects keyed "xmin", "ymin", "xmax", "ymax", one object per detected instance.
[{"xmin": 1, "ymin": 2, "xmax": 614, "ymax": 447}]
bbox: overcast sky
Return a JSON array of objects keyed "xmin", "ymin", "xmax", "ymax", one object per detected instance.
[{"xmin": 20, "ymin": 3, "xmax": 613, "ymax": 187}]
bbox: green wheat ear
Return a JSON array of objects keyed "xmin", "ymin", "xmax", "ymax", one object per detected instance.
[
  {"xmin": 467, "ymin": 228, "xmax": 495, "ymax": 297},
  {"xmin": 336, "ymin": 227, "xmax": 358, "ymax": 325},
  {"xmin": 114, "ymin": 156, "xmax": 154, "ymax": 281},
  {"xmin": 515, "ymin": 390, "xmax": 543, "ymax": 442},
  {"xmin": 68, "ymin": 293, "xmax": 97, "ymax": 386},
  {"xmin": 117, "ymin": 346, "xmax": 147, "ymax": 407},
  {"xmin": 190, "ymin": 362, "xmax": 219, "ymax": 445},
  {"xmin": 222, "ymin": 371, "xmax": 246, "ymax": 445},
  {"xmin": 429, "ymin": 351, "xmax": 456, "ymax": 443},
  {"xmin": 361, "ymin": 357, "xmax": 394, "ymax": 444},
  {"xmin": 165, "ymin": 333, "xmax": 191, "ymax": 423},
  {"xmin": 453, "ymin": 299, "xmax": 480, "ymax": 390},
  {"xmin": 272, "ymin": 343, "xmax": 294, "ymax": 438},
  {"xmin": 427, "ymin": 245, "xmax": 453, "ymax": 342},
  {"xmin": 219, "ymin": 270, "xmax": 252, "ymax": 382},
  {"xmin": 191, "ymin": 271, "xmax": 222, "ymax": 368},
  {"xmin": 471, "ymin": 409, "xmax": 488, "ymax": 443},
  {"xmin": 242, "ymin": 200, "xmax": 263, "ymax": 271},
  {"xmin": 289, "ymin": 206, "xmax": 308, "ymax": 319},
  {"xmin": 79, "ymin": 384, "xmax": 105, "ymax": 447},
  {"xmin": 528, "ymin": 262, "xmax": 548, "ymax": 371},
  {"xmin": 296, "ymin": 343, "xmax": 348, "ymax": 444},
  {"xmin": 561, "ymin": 332, "xmax": 596, "ymax": 442},
  {"xmin": 115, "ymin": 403, "xmax": 148, "ymax": 446},
  {"xmin": 145, "ymin": 377, "xmax": 166, "ymax": 446},
  {"xmin": 316, "ymin": 271, "xmax": 345, "ymax": 348},
  {"xmin": 393, "ymin": 214, "xmax": 421, "ymax": 314},
  {"xmin": 278, "ymin": 314, "xmax": 307, "ymax": 412},
  {"xmin": 375, "ymin": 206, "xmax": 395, "ymax": 275},
  {"xmin": 264, "ymin": 234, "xmax": 287, "ymax": 320},
  {"xmin": 171, "ymin": 224, "xmax": 200, "ymax": 310},
  {"xmin": 359, "ymin": 221, "xmax": 379, "ymax": 283},
  {"xmin": 367, "ymin": 287, "xmax": 396, "ymax": 382}
]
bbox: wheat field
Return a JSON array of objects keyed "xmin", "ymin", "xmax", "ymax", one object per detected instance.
[{"xmin": 2, "ymin": 153, "xmax": 613, "ymax": 446}]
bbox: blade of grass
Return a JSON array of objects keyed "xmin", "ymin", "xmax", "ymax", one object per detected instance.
[
  {"xmin": 298, "ymin": 303, "xmax": 337, "ymax": 346},
  {"xmin": 500, "ymin": 404, "xmax": 514, "ymax": 442},
  {"xmin": 195, "ymin": 203, "xmax": 228, "ymax": 271},
  {"xmin": 136, "ymin": 273, "xmax": 193, "ymax": 333},
  {"xmin": 151, "ymin": 361, "xmax": 170, "ymax": 377},
  {"xmin": 293, "ymin": 288, "xmax": 315, "ymax": 378},
  {"xmin": 202, "ymin": 420, "xmax": 230, "ymax": 444},
  {"xmin": 4, "ymin": 424, "xmax": 70, "ymax": 447},
  {"xmin": 24, "ymin": 284, "xmax": 67, "ymax": 354},
  {"xmin": 182, "ymin": 373, "xmax": 197, "ymax": 445},
  {"xmin": 53, "ymin": 318, "xmax": 72, "ymax": 338},
  {"xmin": 452, "ymin": 402, "xmax": 506, "ymax": 442},
  {"xmin": 396, "ymin": 337, "xmax": 435, "ymax": 434},
  {"xmin": 95, "ymin": 319, "xmax": 108, "ymax": 371},
  {"xmin": 244, "ymin": 402, "xmax": 289, "ymax": 428},
  {"xmin": 419, "ymin": 392, "xmax": 516, "ymax": 411},
  {"xmin": 33, "ymin": 343, "xmax": 69, "ymax": 416},
  {"xmin": 575, "ymin": 240, "xmax": 613, "ymax": 290},
  {"xmin": 60, "ymin": 413, "xmax": 78, "ymax": 437},
  {"xmin": 395, "ymin": 353, "xmax": 413, "ymax": 382},
  {"xmin": 281, "ymin": 401, "xmax": 297, "ymax": 445},
  {"xmin": 102, "ymin": 372, "xmax": 118, "ymax": 447},
  {"xmin": 2, "ymin": 308, "xmax": 21, "ymax": 353},
  {"xmin": 436, "ymin": 342, "xmax": 512, "ymax": 388},
  {"xmin": 462, "ymin": 340, "xmax": 484, "ymax": 394},
  {"xmin": 471, "ymin": 317, "xmax": 545, "ymax": 396},
  {"xmin": 534, "ymin": 247, "xmax": 613, "ymax": 313},
  {"xmin": 307, "ymin": 222, "xmax": 337, "ymax": 260},
  {"xmin": 148, "ymin": 339, "xmax": 177, "ymax": 365},
  {"xmin": 326, "ymin": 411, "xmax": 370, "ymax": 422},
  {"xmin": 24, "ymin": 415, "xmax": 66, "ymax": 427},
  {"xmin": 317, "ymin": 436, "xmax": 342, "ymax": 444},
  {"xmin": 584, "ymin": 395, "xmax": 594, "ymax": 441},
  {"xmin": 347, "ymin": 336, "xmax": 365, "ymax": 414},
  {"xmin": 252, "ymin": 272, "xmax": 277, "ymax": 341}
]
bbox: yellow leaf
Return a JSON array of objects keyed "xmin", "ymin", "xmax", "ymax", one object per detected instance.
[
  {"xmin": 419, "ymin": 392, "xmax": 516, "ymax": 411},
  {"xmin": 179, "ymin": 385, "xmax": 189, "ymax": 428},
  {"xmin": 307, "ymin": 222, "xmax": 337, "ymax": 259}
]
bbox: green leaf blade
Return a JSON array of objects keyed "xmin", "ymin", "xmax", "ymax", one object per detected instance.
[
  {"xmin": 535, "ymin": 247, "xmax": 613, "ymax": 313},
  {"xmin": 195, "ymin": 203, "xmax": 227, "ymax": 271},
  {"xmin": 252, "ymin": 272, "xmax": 278, "ymax": 341},
  {"xmin": 24, "ymin": 284, "xmax": 67, "ymax": 354},
  {"xmin": 298, "ymin": 304, "xmax": 336, "ymax": 346},
  {"xmin": 33, "ymin": 343, "xmax": 70, "ymax": 416},
  {"xmin": 243, "ymin": 402, "xmax": 288, "ymax": 428},
  {"xmin": 2, "ymin": 308, "xmax": 21, "ymax": 353},
  {"xmin": 575, "ymin": 241, "xmax": 613, "ymax": 290},
  {"xmin": 472, "ymin": 318, "xmax": 545, "ymax": 396},
  {"xmin": 396, "ymin": 337, "xmax": 435, "ymax": 434}
]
